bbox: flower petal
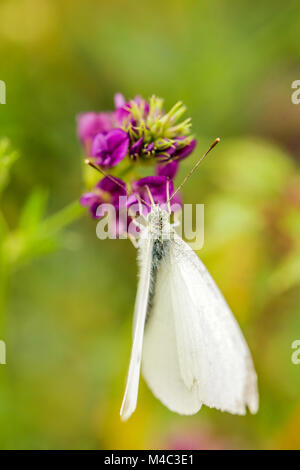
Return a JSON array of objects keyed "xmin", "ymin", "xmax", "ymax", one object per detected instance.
[
  {"xmin": 114, "ymin": 93, "xmax": 126, "ymax": 108},
  {"xmin": 90, "ymin": 132, "xmax": 108, "ymax": 158},
  {"xmin": 156, "ymin": 161, "xmax": 179, "ymax": 179},
  {"xmin": 133, "ymin": 176, "xmax": 174, "ymax": 205},
  {"xmin": 106, "ymin": 129, "xmax": 129, "ymax": 166},
  {"xmin": 175, "ymin": 139, "xmax": 197, "ymax": 161},
  {"xmin": 130, "ymin": 136, "xmax": 144, "ymax": 157},
  {"xmin": 80, "ymin": 192, "xmax": 99, "ymax": 207},
  {"xmin": 77, "ymin": 112, "xmax": 112, "ymax": 143},
  {"xmin": 91, "ymin": 129, "xmax": 129, "ymax": 167},
  {"xmin": 97, "ymin": 176, "xmax": 127, "ymax": 196}
]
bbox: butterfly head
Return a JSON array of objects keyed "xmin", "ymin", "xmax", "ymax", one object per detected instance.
[{"xmin": 147, "ymin": 204, "xmax": 173, "ymax": 240}]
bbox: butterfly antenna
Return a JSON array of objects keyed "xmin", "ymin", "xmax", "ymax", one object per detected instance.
[
  {"xmin": 85, "ymin": 159, "xmax": 128, "ymax": 192},
  {"xmin": 85, "ymin": 159, "xmax": 151, "ymax": 209},
  {"xmin": 169, "ymin": 138, "xmax": 220, "ymax": 202},
  {"xmin": 136, "ymin": 194, "xmax": 146, "ymax": 217}
]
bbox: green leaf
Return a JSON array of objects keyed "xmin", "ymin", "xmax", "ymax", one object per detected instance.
[
  {"xmin": 40, "ymin": 200, "xmax": 84, "ymax": 237},
  {"xmin": 18, "ymin": 188, "xmax": 49, "ymax": 232},
  {"xmin": 4, "ymin": 200, "xmax": 84, "ymax": 270}
]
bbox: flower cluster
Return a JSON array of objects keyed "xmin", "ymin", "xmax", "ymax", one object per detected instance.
[{"xmin": 78, "ymin": 93, "xmax": 197, "ymax": 236}]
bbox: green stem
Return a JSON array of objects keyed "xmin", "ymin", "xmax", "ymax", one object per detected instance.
[{"xmin": 41, "ymin": 200, "xmax": 84, "ymax": 236}]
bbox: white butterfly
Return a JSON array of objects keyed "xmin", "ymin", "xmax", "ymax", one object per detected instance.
[{"xmin": 120, "ymin": 140, "xmax": 259, "ymax": 421}]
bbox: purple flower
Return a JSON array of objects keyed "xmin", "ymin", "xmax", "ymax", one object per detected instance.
[
  {"xmin": 155, "ymin": 139, "xmax": 178, "ymax": 161},
  {"xmin": 156, "ymin": 161, "xmax": 179, "ymax": 179},
  {"xmin": 90, "ymin": 129, "xmax": 129, "ymax": 167},
  {"xmin": 114, "ymin": 94, "xmax": 149, "ymax": 126},
  {"xmin": 130, "ymin": 136, "xmax": 144, "ymax": 160},
  {"xmin": 131, "ymin": 175, "xmax": 181, "ymax": 213},
  {"xmin": 156, "ymin": 138, "xmax": 197, "ymax": 162},
  {"xmin": 174, "ymin": 138, "xmax": 197, "ymax": 161},
  {"xmin": 77, "ymin": 112, "xmax": 112, "ymax": 145},
  {"xmin": 144, "ymin": 142, "xmax": 155, "ymax": 156},
  {"xmin": 80, "ymin": 176, "xmax": 137, "ymax": 236},
  {"xmin": 80, "ymin": 176, "xmax": 127, "ymax": 218},
  {"xmin": 114, "ymin": 93, "xmax": 126, "ymax": 108},
  {"xmin": 132, "ymin": 176, "xmax": 172, "ymax": 202},
  {"xmin": 77, "ymin": 94, "xmax": 197, "ymax": 166},
  {"xmin": 80, "ymin": 192, "xmax": 100, "ymax": 218},
  {"xmin": 80, "ymin": 172, "xmax": 182, "ymax": 237}
]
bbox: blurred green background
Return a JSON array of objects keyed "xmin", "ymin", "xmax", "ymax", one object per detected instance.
[{"xmin": 0, "ymin": 0, "xmax": 300, "ymax": 450}]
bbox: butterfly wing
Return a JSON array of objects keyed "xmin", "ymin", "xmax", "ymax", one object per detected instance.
[
  {"xmin": 120, "ymin": 234, "xmax": 153, "ymax": 421},
  {"xmin": 142, "ymin": 234, "xmax": 258, "ymax": 415}
]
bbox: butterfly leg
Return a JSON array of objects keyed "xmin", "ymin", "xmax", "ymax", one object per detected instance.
[{"xmin": 166, "ymin": 179, "xmax": 172, "ymax": 214}]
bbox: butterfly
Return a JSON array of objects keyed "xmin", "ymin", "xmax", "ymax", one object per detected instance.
[{"xmin": 120, "ymin": 139, "xmax": 259, "ymax": 420}]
